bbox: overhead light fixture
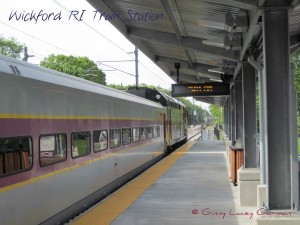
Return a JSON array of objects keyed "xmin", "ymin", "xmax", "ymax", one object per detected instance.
[
  {"xmin": 210, "ymin": 78, "xmax": 222, "ymax": 82},
  {"xmin": 198, "ymin": 14, "xmax": 226, "ymax": 30},
  {"xmin": 208, "ymin": 68, "xmax": 224, "ymax": 74},
  {"xmin": 202, "ymin": 39, "xmax": 224, "ymax": 48}
]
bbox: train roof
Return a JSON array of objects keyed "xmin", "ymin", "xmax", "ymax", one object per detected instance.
[
  {"xmin": 126, "ymin": 87, "xmax": 186, "ymax": 109},
  {"xmin": 0, "ymin": 54, "xmax": 164, "ymax": 109}
]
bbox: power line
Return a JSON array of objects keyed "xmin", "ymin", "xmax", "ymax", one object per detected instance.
[
  {"xmin": 0, "ymin": 21, "xmax": 78, "ymax": 56},
  {"xmin": 108, "ymin": 70, "xmax": 134, "ymax": 84},
  {"xmin": 1, "ymin": 1, "xmax": 174, "ymax": 86},
  {"xmin": 98, "ymin": 62, "xmax": 135, "ymax": 77},
  {"xmin": 29, "ymin": 50, "xmax": 47, "ymax": 59},
  {"xmin": 52, "ymin": 0, "xmax": 173, "ymax": 86},
  {"xmin": 97, "ymin": 60, "xmax": 135, "ymax": 62},
  {"xmin": 1, "ymin": 21, "xmax": 134, "ymax": 80},
  {"xmin": 139, "ymin": 60, "xmax": 174, "ymax": 85},
  {"xmin": 52, "ymin": 0, "xmax": 129, "ymax": 54},
  {"xmin": 52, "ymin": 0, "xmax": 139, "ymax": 83}
]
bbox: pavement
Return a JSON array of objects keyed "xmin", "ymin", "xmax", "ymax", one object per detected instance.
[{"xmin": 110, "ymin": 139, "xmax": 256, "ymax": 225}]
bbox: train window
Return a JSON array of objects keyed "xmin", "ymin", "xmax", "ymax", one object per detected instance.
[
  {"xmin": 72, "ymin": 132, "xmax": 90, "ymax": 158},
  {"xmin": 153, "ymin": 127, "xmax": 158, "ymax": 138},
  {"xmin": 39, "ymin": 134, "xmax": 67, "ymax": 167},
  {"xmin": 132, "ymin": 128, "xmax": 140, "ymax": 143},
  {"xmin": 157, "ymin": 126, "xmax": 160, "ymax": 137},
  {"xmin": 93, "ymin": 130, "xmax": 108, "ymax": 152},
  {"xmin": 122, "ymin": 128, "xmax": 131, "ymax": 145},
  {"xmin": 110, "ymin": 129, "xmax": 121, "ymax": 149},
  {"xmin": 146, "ymin": 127, "xmax": 153, "ymax": 139},
  {"xmin": 140, "ymin": 127, "xmax": 147, "ymax": 141},
  {"xmin": 0, "ymin": 136, "xmax": 33, "ymax": 176}
]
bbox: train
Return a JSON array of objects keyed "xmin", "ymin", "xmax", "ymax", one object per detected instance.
[{"xmin": 0, "ymin": 54, "xmax": 187, "ymax": 225}]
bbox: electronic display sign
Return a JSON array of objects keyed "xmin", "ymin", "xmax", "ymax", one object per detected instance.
[{"xmin": 171, "ymin": 82, "xmax": 230, "ymax": 97}]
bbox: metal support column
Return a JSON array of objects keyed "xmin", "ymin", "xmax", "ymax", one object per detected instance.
[
  {"xmin": 242, "ymin": 63, "xmax": 257, "ymax": 168},
  {"xmin": 290, "ymin": 63, "xmax": 299, "ymax": 209},
  {"xmin": 230, "ymin": 87, "xmax": 236, "ymax": 145},
  {"xmin": 263, "ymin": 6, "xmax": 292, "ymax": 210},
  {"xmin": 134, "ymin": 47, "xmax": 139, "ymax": 89},
  {"xmin": 235, "ymin": 79, "xmax": 243, "ymax": 142},
  {"xmin": 226, "ymin": 99, "xmax": 229, "ymax": 136},
  {"xmin": 249, "ymin": 55, "xmax": 266, "ymax": 183},
  {"xmin": 258, "ymin": 67, "xmax": 267, "ymax": 184},
  {"xmin": 228, "ymin": 97, "xmax": 232, "ymax": 140},
  {"xmin": 224, "ymin": 100, "xmax": 228, "ymax": 135}
]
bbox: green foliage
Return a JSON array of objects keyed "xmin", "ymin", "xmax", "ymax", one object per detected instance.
[
  {"xmin": 107, "ymin": 83, "xmax": 126, "ymax": 90},
  {"xmin": 108, "ymin": 83, "xmax": 171, "ymax": 95},
  {"xmin": 178, "ymin": 97, "xmax": 207, "ymax": 123},
  {"xmin": 298, "ymin": 112, "xmax": 300, "ymax": 137},
  {"xmin": 0, "ymin": 36, "xmax": 24, "ymax": 59},
  {"xmin": 298, "ymin": 137, "xmax": 300, "ymax": 154},
  {"xmin": 294, "ymin": 68, "xmax": 300, "ymax": 114},
  {"xmin": 291, "ymin": 49, "xmax": 300, "ymax": 68},
  {"xmin": 209, "ymin": 104, "xmax": 223, "ymax": 125},
  {"xmin": 40, "ymin": 54, "xmax": 106, "ymax": 85},
  {"xmin": 73, "ymin": 139, "xmax": 89, "ymax": 155},
  {"xmin": 291, "ymin": 50, "xmax": 300, "ymax": 114},
  {"xmin": 291, "ymin": 50, "xmax": 300, "ymax": 136}
]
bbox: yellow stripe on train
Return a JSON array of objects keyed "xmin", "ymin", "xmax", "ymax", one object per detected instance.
[{"xmin": 0, "ymin": 114, "xmax": 158, "ymax": 121}]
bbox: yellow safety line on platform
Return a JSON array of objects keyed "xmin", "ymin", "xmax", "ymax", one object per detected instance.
[{"xmin": 71, "ymin": 141, "xmax": 196, "ymax": 225}]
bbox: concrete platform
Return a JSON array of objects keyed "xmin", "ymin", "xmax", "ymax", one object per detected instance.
[{"xmin": 110, "ymin": 140, "xmax": 255, "ymax": 225}]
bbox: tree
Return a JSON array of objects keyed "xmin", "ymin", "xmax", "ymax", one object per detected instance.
[
  {"xmin": 40, "ymin": 54, "xmax": 106, "ymax": 85},
  {"xmin": 209, "ymin": 104, "xmax": 223, "ymax": 125},
  {"xmin": 0, "ymin": 36, "xmax": 24, "ymax": 59},
  {"xmin": 291, "ymin": 50, "xmax": 300, "ymax": 136},
  {"xmin": 291, "ymin": 50, "xmax": 300, "ymax": 113},
  {"xmin": 107, "ymin": 83, "xmax": 126, "ymax": 90}
]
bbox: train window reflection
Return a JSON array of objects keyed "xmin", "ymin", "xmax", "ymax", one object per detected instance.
[
  {"xmin": 153, "ymin": 126, "xmax": 158, "ymax": 138},
  {"xmin": 122, "ymin": 128, "xmax": 131, "ymax": 145},
  {"xmin": 146, "ymin": 127, "xmax": 153, "ymax": 139},
  {"xmin": 72, "ymin": 132, "xmax": 90, "ymax": 158},
  {"xmin": 110, "ymin": 129, "xmax": 121, "ymax": 149},
  {"xmin": 94, "ymin": 130, "xmax": 108, "ymax": 152},
  {"xmin": 132, "ymin": 128, "xmax": 140, "ymax": 143},
  {"xmin": 0, "ymin": 136, "xmax": 33, "ymax": 176},
  {"xmin": 40, "ymin": 134, "xmax": 67, "ymax": 166},
  {"xmin": 140, "ymin": 127, "xmax": 147, "ymax": 141}
]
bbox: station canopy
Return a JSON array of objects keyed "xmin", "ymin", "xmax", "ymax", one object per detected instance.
[{"xmin": 87, "ymin": 0, "xmax": 300, "ymax": 106}]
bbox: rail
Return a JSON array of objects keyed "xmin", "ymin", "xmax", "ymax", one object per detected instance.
[{"xmin": 187, "ymin": 125, "xmax": 201, "ymax": 140}]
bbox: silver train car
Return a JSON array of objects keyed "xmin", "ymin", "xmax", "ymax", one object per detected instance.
[
  {"xmin": 0, "ymin": 54, "xmax": 187, "ymax": 225},
  {"xmin": 127, "ymin": 87, "xmax": 188, "ymax": 151}
]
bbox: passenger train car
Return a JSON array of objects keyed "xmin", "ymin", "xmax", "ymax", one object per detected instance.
[
  {"xmin": 127, "ymin": 87, "xmax": 188, "ymax": 151},
  {"xmin": 0, "ymin": 54, "xmax": 187, "ymax": 225}
]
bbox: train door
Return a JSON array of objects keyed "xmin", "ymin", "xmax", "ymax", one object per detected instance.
[
  {"xmin": 179, "ymin": 107, "xmax": 182, "ymax": 138},
  {"xmin": 163, "ymin": 113, "xmax": 166, "ymax": 140},
  {"xmin": 184, "ymin": 108, "xmax": 188, "ymax": 137},
  {"xmin": 164, "ymin": 110, "xmax": 171, "ymax": 147}
]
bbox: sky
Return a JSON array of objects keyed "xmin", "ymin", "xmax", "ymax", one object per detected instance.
[{"xmin": 0, "ymin": 0, "xmax": 209, "ymax": 109}]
